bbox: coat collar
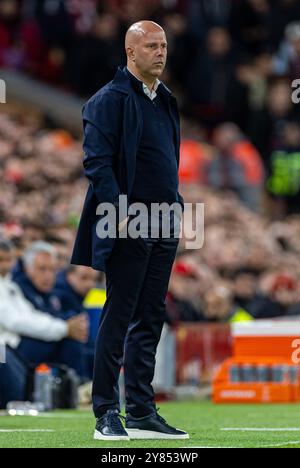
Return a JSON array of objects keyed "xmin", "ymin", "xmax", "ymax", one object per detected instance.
[{"xmin": 110, "ymin": 66, "xmax": 173, "ymax": 98}]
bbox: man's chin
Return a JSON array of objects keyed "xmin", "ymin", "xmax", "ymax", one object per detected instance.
[{"xmin": 151, "ymin": 67, "xmax": 165, "ymax": 77}]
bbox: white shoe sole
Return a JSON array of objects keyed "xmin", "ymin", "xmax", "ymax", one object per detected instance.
[
  {"xmin": 126, "ymin": 429, "xmax": 189, "ymax": 440},
  {"xmin": 94, "ymin": 430, "xmax": 130, "ymax": 441}
]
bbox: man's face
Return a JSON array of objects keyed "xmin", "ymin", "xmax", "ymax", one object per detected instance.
[
  {"xmin": 0, "ymin": 250, "xmax": 14, "ymax": 277},
  {"xmin": 131, "ymin": 31, "xmax": 167, "ymax": 78},
  {"xmin": 234, "ymin": 274, "xmax": 256, "ymax": 299},
  {"xmin": 26, "ymin": 252, "xmax": 57, "ymax": 293},
  {"xmin": 67, "ymin": 266, "xmax": 98, "ymax": 298},
  {"xmin": 52, "ymin": 243, "xmax": 69, "ymax": 270},
  {"xmin": 203, "ymin": 288, "xmax": 232, "ymax": 320}
]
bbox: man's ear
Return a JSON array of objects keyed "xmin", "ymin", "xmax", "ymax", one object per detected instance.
[{"xmin": 126, "ymin": 46, "xmax": 135, "ymax": 62}]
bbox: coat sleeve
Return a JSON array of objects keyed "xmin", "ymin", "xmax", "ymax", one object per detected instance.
[
  {"xmin": 0, "ymin": 283, "xmax": 68, "ymax": 342},
  {"xmin": 82, "ymin": 92, "xmax": 123, "ymax": 204}
]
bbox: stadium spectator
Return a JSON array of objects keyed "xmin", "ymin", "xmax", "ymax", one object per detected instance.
[
  {"xmin": 55, "ymin": 265, "xmax": 98, "ymax": 315},
  {"xmin": 54, "ymin": 265, "xmax": 99, "ymax": 378},
  {"xmin": 0, "ymin": 0, "xmax": 26, "ymax": 69},
  {"xmin": 249, "ymin": 273, "xmax": 300, "ymax": 318},
  {"xmin": 273, "ymin": 21, "xmax": 300, "ymax": 79},
  {"xmin": 186, "ymin": 26, "xmax": 236, "ymax": 125},
  {"xmin": 11, "ymin": 241, "xmax": 88, "ymax": 377},
  {"xmin": 227, "ymin": 52, "xmax": 273, "ymax": 132},
  {"xmin": 71, "ymin": 13, "xmax": 124, "ymax": 97},
  {"xmin": 202, "ymin": 283, "xmax": 253, "ymax": 323},
  {"xmin": 231, "ymin": 268, "xmax": 263, "ymax": 313},
  {"xmin": 207, "ymin": 123, "xmax": 264, "ymax": 211},
  {"xmin": 0, "ymin": 238, "xmax": 88, "ymax": 407},
  {"xmin": 269, "ymin": 0, "xmax": 300, "ymax": 50},
  {"xmin": 166, "ymin": 260, "xmax": 204, "ymax": 324},
  {"xmin": 229, "ymin": 0, "xmax": 271, "ymax": 55},
  {"xmin": 179, "ymin": 139, "xmax": 212, "ymax": 185},
  {"xmin": 13, "ymin": 241, "xmax": 65, "ymax": 316},
  {"xmin": 249, "ymin": 78, "xmax": 299, "ymax": 168},
  {"xmin": 162, "ymin": 11, "xmax": 196, "ymax": 91},
  {"xmin": 44, "ymin": 235, "xmax": 70, "ymax": 270},
  {"xmin": 267, "ymin": 120, "xmax": 300, "ymax": 216},
  {"xmin": 187, "ymin": 0, "xmax": 232, "ymax": 40}
]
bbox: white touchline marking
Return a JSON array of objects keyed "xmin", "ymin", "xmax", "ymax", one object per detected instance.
[
  {"xmin": 187, "ymin": 441, "xmax": 300, "ymax": 448},
  {"xmin": 260, "ymin": 441, "xmax": 300, "ymax": 447},
  {"xmin": 32, "ymin": 414, "xmax": 91, "ymax": 419},
  {"xmin": 0, "ymin": 413, "xmax": 91, "ymax": 419},
  {"xmin": 185, "ymin": 446, "xmax": 237, "ymax": 449},
  {"xmin": 0, "ymin": 429, "xmax": 54, "ymax": 433},
  {"xmin": 221, "ymin": 428, "xmax": 300, "ymax": 432}
]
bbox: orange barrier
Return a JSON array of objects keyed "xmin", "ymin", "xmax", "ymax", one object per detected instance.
[{"xmin": 212, "ymin": 321, "xmax": 300, "ymax": 403}]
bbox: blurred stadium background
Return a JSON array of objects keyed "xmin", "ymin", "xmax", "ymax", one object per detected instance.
[{"xmin": 2, "ymin": 0, "xmax": 300, "ymax": 447}]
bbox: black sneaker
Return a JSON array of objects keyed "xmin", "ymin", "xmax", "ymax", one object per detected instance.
[
  {"xmin": 125, "ymin": 410, "xmax": 189, "ymax": 440},
  {"xmin": 94, "ymin": 409, "xmax": 130, "ymax": 441}
]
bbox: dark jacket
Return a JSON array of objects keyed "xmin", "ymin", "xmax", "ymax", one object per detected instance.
[
  {"xmin": 14, "ymin": 270, "xmax": 64, "ymax": 319},
  {"xmin": 54, "ymin": 270, "xmax": 85, "ymax": 316},
  {"xmin": 70, "ymin": 66, "xmax": 183, "ymax": 272}
]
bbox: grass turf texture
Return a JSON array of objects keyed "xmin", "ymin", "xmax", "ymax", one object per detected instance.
[{"xmin": 1, "ymin": 401, "xmax": 300, "ymax": 448}]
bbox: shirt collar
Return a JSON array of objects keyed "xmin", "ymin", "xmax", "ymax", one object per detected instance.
[{"xmin": 126, "ymin": 67, "xmax": 160, "ymax": 100}]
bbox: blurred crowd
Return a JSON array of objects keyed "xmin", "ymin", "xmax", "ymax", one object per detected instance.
[
  {"xmin": 168, "ymin": 184, "xmax": 300, "ymax": 324},
  {"xmin": 2, "ymin": 0, "xmax": 300, "ymax": 390},
  {"xmin": 1, "ymin": 108, "xmax": 300, "ymax": 332},
  {"xmin": 2, "ymin": 0, "xmax": 300, "ymax": 210}
]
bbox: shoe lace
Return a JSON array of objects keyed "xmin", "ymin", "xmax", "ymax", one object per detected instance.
[{"xmin": 106, "ymin": 412, "xmax": 126, "ymax": 432}]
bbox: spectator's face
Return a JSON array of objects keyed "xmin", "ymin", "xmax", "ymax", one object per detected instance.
[
  {"xmin": 283, "ymin": 123, "xmax": 300, "ymax": 147},
  {"xmin": 207, "ymin": 28, "xmax": 231, "ymax": 57},
  {"xmin": 163, "ymin": 13, "xmax": 187, "ymax": 36},
  {"xmin": 273, "ymin": 289, "xmax": 297, "ymax": 307},
  {"xmin": 213, "ymin": 124, "xmax": 240, "ymax": 151},
  {"xmin": 247, "ymin": 0, "xmax": 269, "ymax": 13},
  {"xmin": 203, "ymin": 287, "xmax": 232, "ymax": 320},
  {"xmin": 0, "ymin": 249, "xmax": 14, "ymax": 277},
  {"xmin": 0, "ymin": 0, "xmax": 18, "ymax": 20},
  {"xmin": 52, "ymin": 243, "xmax": 69, "ymax": 270},
  {"xmin": 26, "ymin": 252, "xmax": 57, "ymax": 293},
  {"xmin": 23, "ymin": 226, "xmax": 44, "ymax": 245},
  {"xmin": 267, "ymin": 83, "xmax": 291, "ymax": 116},
  {"xmin": 93, "ymin": 14, "xmax": 119, "ymax": 40},
  {"xmin": 128, "ymin": 30, "xmax": 167, "ymax": 78},
  {"xmin": 234, "ymin": 274, "xmax": 256, "ymax": 299},
  {"xmin": 67, "ymin": 266, "xmax": 98, "ymax": 298}
]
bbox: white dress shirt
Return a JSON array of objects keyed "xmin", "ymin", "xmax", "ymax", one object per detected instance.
[{"xmin": 127, "ymin": 68, "xmax": 160, "ymax": 100}]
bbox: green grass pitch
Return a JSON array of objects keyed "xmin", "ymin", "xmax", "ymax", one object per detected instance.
[{"xmin": 1, "ymin": 401, "xmax": 300, "ymax": 448}]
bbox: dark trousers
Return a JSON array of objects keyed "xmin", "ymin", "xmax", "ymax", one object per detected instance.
[
  {"xmin": 0, "ymin": 347, "xmax": 27, "ymax": 408},
  {"xmin": 17, "ymin": 337, "xmax": 85, "ymax": 378},
  {"xmin": 92, "ymin": 235, "xmax": 179, "ymax": 418}
]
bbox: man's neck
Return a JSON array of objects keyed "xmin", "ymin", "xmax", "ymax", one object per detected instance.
[{"xmin": 127, "ymin": 65, "xmax": 157, "ymax": 91}]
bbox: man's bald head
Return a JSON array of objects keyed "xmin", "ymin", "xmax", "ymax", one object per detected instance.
[
  {"xmin": 125, "ymin": 21, "xmax": 164, "ymax": 48},
  {"xmin": 125, "ymin": 20, "xmax": 167, "ymax": 85}
]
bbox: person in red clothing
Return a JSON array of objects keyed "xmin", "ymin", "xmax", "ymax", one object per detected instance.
[{"xmin": 179, "ymin": 139, "xmax": 212, "ymax": 185}]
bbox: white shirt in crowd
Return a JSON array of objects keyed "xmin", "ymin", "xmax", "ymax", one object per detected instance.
[{"xmin": 0, "ymin": 274, "xmax": 68, "ymax": 349}]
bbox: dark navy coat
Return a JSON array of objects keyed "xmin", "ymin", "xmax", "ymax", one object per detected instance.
[
  {"xmin": 14, "ymin": 270, "xmax": 64, "ymax": 319},
  {"xmin": 70, "ymin": 67, "xmax": 183, "ymax": 272},
  {"xmin": 54, "ymin": 270, "xmax": 85, "ymax": 315}
]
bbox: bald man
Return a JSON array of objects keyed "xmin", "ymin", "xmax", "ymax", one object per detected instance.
[{"xmin": 71, "ymin": 21, "xmax": 187, "ymax": 440}]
